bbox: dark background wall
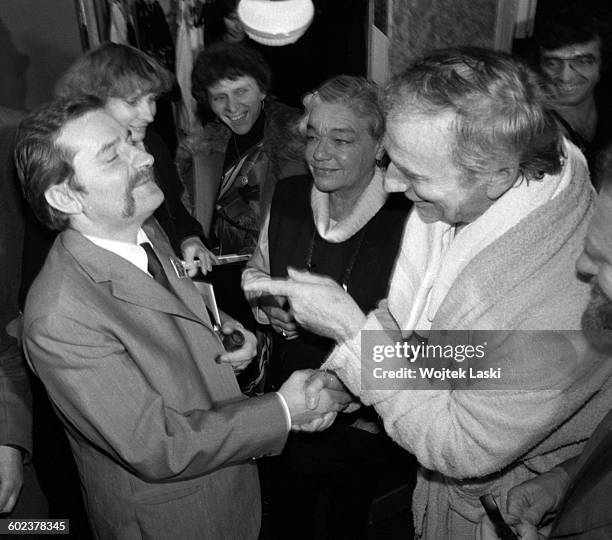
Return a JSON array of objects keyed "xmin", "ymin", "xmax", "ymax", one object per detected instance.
[
  {"xmin": 0, "ymin": 0, "xmax": 82, "ymax": 111},
  {"xmin": 249, "ymin": 0, "xmax": 369, "ymax": 107}
]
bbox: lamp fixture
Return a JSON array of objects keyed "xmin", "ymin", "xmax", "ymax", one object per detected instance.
[{"xmin": 237, "ymin": 0, "xmax": 315, "ymax": 46}]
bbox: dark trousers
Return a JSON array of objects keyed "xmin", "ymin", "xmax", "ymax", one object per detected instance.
[
  {"xmin": 30, "ymin": 376, "xmax": 92, "ymax": 539},
  {"xmin": 264, "ymin": 422, "xmax": 416, "ymax": 540}
]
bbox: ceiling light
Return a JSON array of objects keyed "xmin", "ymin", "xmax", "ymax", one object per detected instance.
[{"xmin": 237, "ymin": 0, "xmax": 315, "ymax": 46}]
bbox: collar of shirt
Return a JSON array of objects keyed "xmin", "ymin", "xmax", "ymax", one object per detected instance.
[{"xmin": 83, "ymin": 229, "xmax": 152, "ymax": 276}]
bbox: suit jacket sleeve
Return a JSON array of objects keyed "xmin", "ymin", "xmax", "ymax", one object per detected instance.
[
  {"xmin": 0, "ymin": 330, "xmax": 32, "ymax": 460},
  {"xmin": 24, "ymin": 314, "xmax": 287, "ymax": 482}
]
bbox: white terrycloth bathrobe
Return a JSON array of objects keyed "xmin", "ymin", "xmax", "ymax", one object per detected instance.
[{"xmin": 323, "ymin": 141, "xmax": 612, "ymax": 539}]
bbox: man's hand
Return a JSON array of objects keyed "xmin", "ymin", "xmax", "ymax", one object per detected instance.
[
  {"xmin": 180, "ymin": 236, "xmax": 218, "ymax": 276},
  {"xmin": 0, "ymin": 446, "xmax": 23, "ymax": 513},
  {"xmin": 293, "ymin": 412, "xmax": 337, "ymax": 433},
  {"xmin": 506, "ymin": 466, "xmax": 569, "ymax": 529},
  {"xmin": 216, "ymin": 321, "xmax": 257, "ymax": 373},
  {"xmin": 476, "ymin": 515, "xmax": 539, "ymax": 540},
  {"xmin": 243, "ymin": 268, "xmax": 366, "ymax": 342},
  {"xmin": 278, "ymin": 370, "xmax": 353, "ymax": 431},
  {"xmin": 303, "ymin": 370, "xmax": 355, "ymax": 410},
  {"xmin": 478, "ymin": 466, "xmax": 569, "ymax": 539}
]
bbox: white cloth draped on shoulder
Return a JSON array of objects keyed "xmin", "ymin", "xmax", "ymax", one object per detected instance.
[
  {"xmin": 388, "ymin": 137, "xmax": 580, "ymax": 335},
  {"xmin": 310, "ymin": 166, "xmax": 387, "ymax": 243}
]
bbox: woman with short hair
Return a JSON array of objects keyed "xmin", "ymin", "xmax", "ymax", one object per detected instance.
[
  {"xmin": 242, "ymin": 75, "xmax": 414, "ymax": 539},
  {"xmin": 179, "ymin": 41, "xmax": 306, "ymax": 256}
]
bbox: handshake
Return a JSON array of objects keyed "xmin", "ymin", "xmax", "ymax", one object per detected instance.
[{"xmin": 277, "ymin": 369, "xmax": 356, "ymax": 432}]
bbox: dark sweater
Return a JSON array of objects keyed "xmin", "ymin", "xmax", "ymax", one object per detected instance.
[{"xmin": 267, "ymin": 173, "xmax": 411, "ymax": 385}]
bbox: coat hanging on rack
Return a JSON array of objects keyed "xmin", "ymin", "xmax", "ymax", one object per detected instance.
[
  {"xmin": 175, "ymin": 0, "xmax": 203, "ymax": 134},
  {"xmin": 134, "ymin": 0, "xmax": 176, "ymax": 72},
  {"xmin": 109, "ymin": 0, "xmax": 129, "ymax": 44}
]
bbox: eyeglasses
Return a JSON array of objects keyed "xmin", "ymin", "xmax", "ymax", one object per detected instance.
[{"xmin": 542, "ymin": 54, "xmax": 600, "ymax": 74}]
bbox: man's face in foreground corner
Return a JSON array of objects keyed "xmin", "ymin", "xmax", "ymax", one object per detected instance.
[{"xmin": 577, "ymin": 190, "xmax": 612, "ymax": 351}]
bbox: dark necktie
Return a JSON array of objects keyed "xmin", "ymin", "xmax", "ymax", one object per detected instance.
[{"xmin": 140, "ymin": 242, "xmax": 171, "ymax": 291}]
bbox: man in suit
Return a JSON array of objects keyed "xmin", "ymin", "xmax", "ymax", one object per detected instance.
[
  {"xmin": 478, "ymin": 181, "xmax": 612, "ymax": 539},
  {"xmin": 14, "ymin": 96, "xmax": 347, "ymax": 539}
]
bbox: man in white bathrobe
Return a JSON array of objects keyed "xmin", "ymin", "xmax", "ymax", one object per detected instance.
[{"xmin": 244, "ymin": 47, "xmax": 612, "ymax": 539}]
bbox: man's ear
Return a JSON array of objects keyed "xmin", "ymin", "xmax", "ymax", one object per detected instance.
[
  {"xmin": 486, "ymin": 165, "xmax": 520, "ymax": 200},
  {"xmin": 45, "ymin": 183, "xmax": 83, "ymax": 216}
]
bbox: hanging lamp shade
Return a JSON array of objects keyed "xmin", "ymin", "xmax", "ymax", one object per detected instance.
[{"xmin": 237, "ymin": 0, "xmax": 315, "ymax": 46}]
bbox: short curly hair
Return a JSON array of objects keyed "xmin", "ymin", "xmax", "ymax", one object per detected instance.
[
  {"xmin": 299, "ymin": 75, "xmax": 384, "ymax": 141},
  {"xmin": 191, "ymin": 42, "xmax": 271, "ymax": 105},
  {"xmin": 55, "ymin": 42, "xmax": 173, "ymax": 101}
]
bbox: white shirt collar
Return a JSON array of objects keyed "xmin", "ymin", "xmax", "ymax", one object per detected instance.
[{"xmin": 83, "ymin": 229, "xmax": 152, "ymax": 275}]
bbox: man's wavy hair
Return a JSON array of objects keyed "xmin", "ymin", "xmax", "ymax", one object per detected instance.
[
  {"xmin": 385, "ymin": 47, "xmax": 563, "ymax": 182},
  {"xmin": 299, "ymin": 75, "xmax": 384, "ymax": 141},
  {"xmin": 14, "ymin": 97, "xmax": 102, "ymax": 231},
  {"xmin": 55, "ymin": 42, "xmax": 173, "ymax": 101}
]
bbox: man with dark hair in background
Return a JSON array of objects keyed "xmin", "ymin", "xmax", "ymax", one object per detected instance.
[{"xmin": 535, "ymin": 9, "xmax": 612, "ymax": 189}]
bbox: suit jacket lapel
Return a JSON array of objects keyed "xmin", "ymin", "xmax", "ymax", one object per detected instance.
[
  {"xmin": 143, "ymin": 221, "xmax": 212, "ymax": 325},
  {"xmin": 61, "ymin": 227, "xmax": 214, "ymax": 332}
]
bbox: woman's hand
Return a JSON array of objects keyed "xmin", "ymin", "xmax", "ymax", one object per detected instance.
[
  {"xmin": 260, "ymin": 300, "xmax": 300, "ymax": 340},
  {"xmin": 244, "ymin": 267, "xmax": 366, "ymax": 342},
  {"xmin": 180, "ymin": 236, "xmax": 219, "ymax": 276}
]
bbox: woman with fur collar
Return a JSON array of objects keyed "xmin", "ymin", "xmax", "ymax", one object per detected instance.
[{"xmin": 177, "ymin": 42, "xmax": 306, "ymax": 255}]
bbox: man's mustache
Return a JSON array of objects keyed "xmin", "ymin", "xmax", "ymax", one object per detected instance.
[
  {"xmin": 582, "ymin": 280, "xmax": 612, "ymax": 352},
  {"xmin": 128, "ymin": 167, "xmax": 155, "ymax": 190},
  {"xmin": 589, "ymin": 281, "xmax": 612, "ymax": 313}
]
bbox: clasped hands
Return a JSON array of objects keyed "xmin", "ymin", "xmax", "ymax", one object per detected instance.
[{"xmin": 278, "ymin": 369, "xmax": 355, "ymax": 432}]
